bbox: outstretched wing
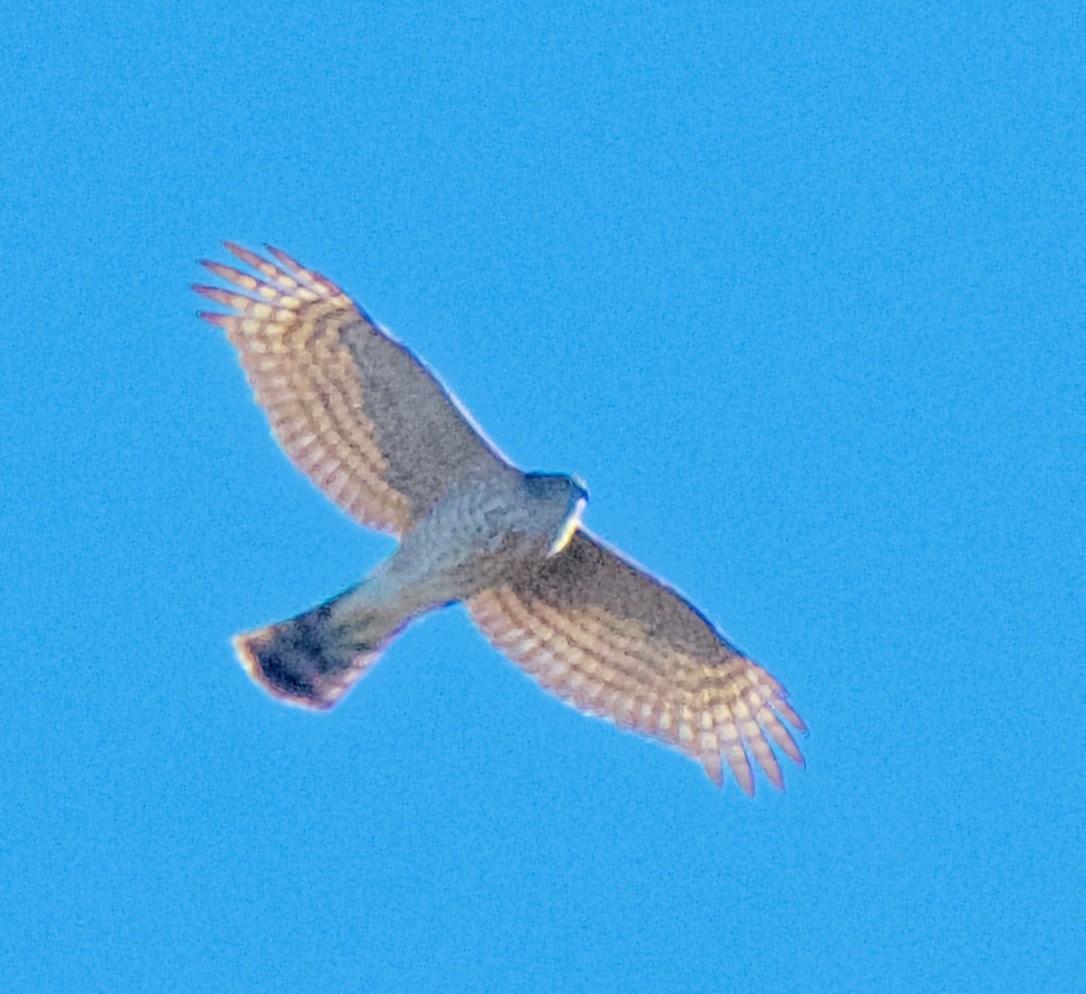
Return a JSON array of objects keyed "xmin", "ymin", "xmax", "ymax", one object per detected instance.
[
  {"xmin": 195, "ymin": 244, "xmax": 506, "ymax": 535},
  {"xmin": 467, "ymin": 529, "xmax": 806, "ymax": 793}
]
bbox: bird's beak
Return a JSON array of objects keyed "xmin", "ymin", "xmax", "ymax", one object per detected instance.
[{"xmin": 548, "ymin": 497, "xmax": 586, "ymax": 556}]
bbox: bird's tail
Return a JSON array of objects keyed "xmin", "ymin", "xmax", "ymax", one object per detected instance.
[{"xmin": 233, "ymin": 594, "xmax": 403, "ymax": 711}]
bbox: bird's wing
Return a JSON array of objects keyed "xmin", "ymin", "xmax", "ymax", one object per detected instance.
[
  {"xmin": 467, "ymin": 529, "xmax": 805, "ymax": 793},
  {"xmin": 195, "ymin": 244, "xmax": 506, "ymax": 535}
]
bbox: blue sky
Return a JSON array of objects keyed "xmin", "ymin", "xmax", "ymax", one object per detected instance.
[{"xmin": 2, "ymin": 2, "xmax": 1082, "ymax": 991}]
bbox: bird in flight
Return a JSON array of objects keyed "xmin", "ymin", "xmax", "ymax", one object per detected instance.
[{"xmin": 194, "ymin": 245, "xmax": 806, "ymax": 793}]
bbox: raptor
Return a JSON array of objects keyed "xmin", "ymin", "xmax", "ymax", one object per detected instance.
[{"xmin": 195, "ymin": 245, "xmax": 806, "ymax": 792}]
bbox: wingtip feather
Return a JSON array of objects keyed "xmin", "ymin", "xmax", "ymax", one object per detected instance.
[
  {"xmin": 265, "ymin": 243, "xmax": 346, "ymax": 296},
  {"xmin": 701, "ymin": 752, "xmax": 725, "ymax": 788},
  {"xmin": 196, "ymin": 310, "xmax": 232, "ymax": 328},
  {"xmin": 723, "ymin": 742, "xmax": 755, "ymax": 796},
  {"xmin": 776, "ymin": 699, "xmax": 808, "ymax": 734},
  {"xmin": 264, "ymin": 244, "xmax": 298, "ymax": 268}
]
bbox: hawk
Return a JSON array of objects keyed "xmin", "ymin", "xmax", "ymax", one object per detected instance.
[{"xmin": 195, "ymin": 245, "xmax": 806, "ymax": 792}]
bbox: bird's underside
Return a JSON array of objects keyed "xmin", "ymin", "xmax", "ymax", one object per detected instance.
[{"xmin": 195, "ymin": 243, "xmax": 807, "ymax": 794}]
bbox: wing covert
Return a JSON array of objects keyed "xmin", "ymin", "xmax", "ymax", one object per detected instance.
[
  {"xmin": 467, "ymin": 529, "xmax": 806, "ymax": 793},
  {"xmin": 195, "ymin": 244, "xmax": 505, "ymax": 534}
]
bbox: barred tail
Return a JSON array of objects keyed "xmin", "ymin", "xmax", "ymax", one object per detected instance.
[{"xmin": 233, "ymin": 598, "xmax": 401, "ymax": 710}]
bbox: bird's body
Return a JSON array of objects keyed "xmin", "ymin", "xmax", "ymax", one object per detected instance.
[
  {"xmin": 196, "ymin": 245, "xmax": 806, "ymax": 793},
  {"xmin": 240, "ymin": 469, "xmax": 587, "ymax": 708}
]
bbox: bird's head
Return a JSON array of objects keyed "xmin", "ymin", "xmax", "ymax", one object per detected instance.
[{"xmin": 523, "ymin": 472, "xmax": 589, "ymax": 555}]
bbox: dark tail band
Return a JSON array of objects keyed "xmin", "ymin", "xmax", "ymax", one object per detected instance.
[{"xmin": 234, "ymin": 605, "xmax": 387, "ymax": 710}]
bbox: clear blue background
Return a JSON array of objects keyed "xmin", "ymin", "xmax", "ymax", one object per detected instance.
[{"xmin": 2, "ymin": 3, "xmax": 1082, "ymax": 991}]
